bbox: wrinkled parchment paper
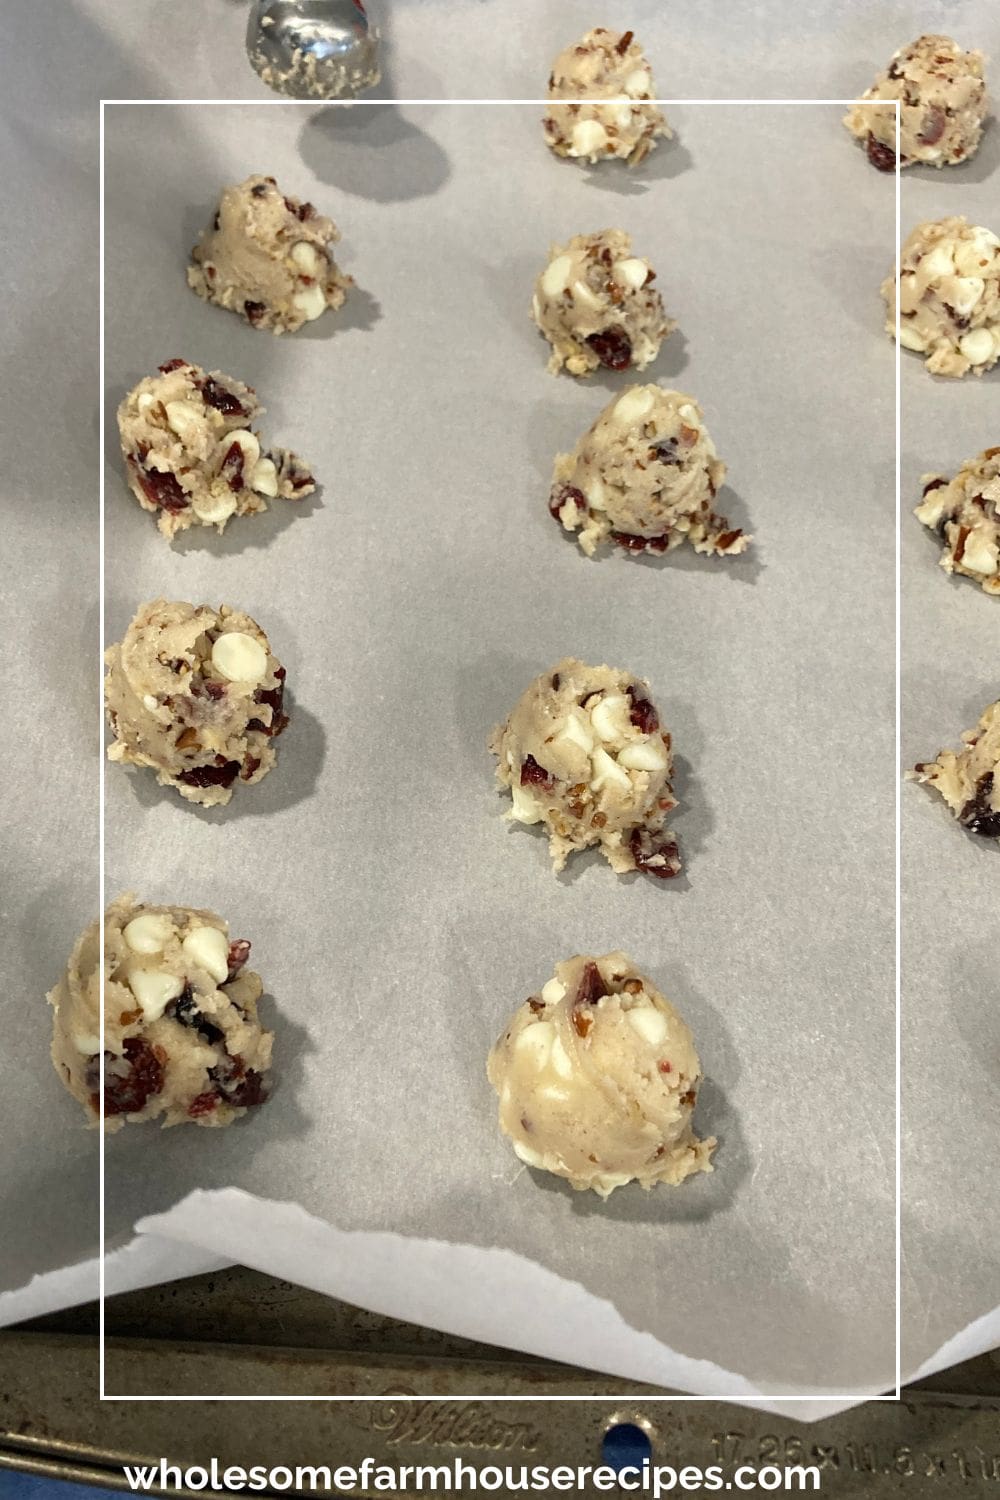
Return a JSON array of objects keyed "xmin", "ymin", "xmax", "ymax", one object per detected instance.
[{"xmin": 2, "ymin": 0, "xmax": 997, "ymax": 1419}]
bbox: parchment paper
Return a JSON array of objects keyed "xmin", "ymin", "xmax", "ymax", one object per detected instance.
[{"xmin": 1, "ymin": 0, "xmax": 996, "ymax": 1419}]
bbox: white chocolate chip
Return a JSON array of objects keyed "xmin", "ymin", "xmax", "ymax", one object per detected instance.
[
  {"xmin": 623, "ymin": 67, "xmax": 650, "ymax": 96},
  {"xmin": 584, "ymin": 476, "xmax": 606, "ymax": 509},
  {"xmin": 510, "ymin": 782, "xmax": 543, "ymax": 824},
  {"xmin": 549, "ymin": 1035, "xmax": 573, "ymax": 1079},
  {"xmin": 164, "ymin": 400, "xmax": 205, "ymax": 444},
  {"xmin": 250, "ymin": 458, "xmax": 279, "ymax": 497},
  {"xmin": 570, "ymin": 119, "xmax": 609, "ymax": 155},
  {"xmin": 541, "ymin": 977, "xmax": 567, "ymax": 1005},
  {"xmin": 192, "ymin": 489, "xmax": 239, "ymax": 525},
  {"xmin": 225, "ymin": 429, "xmax": 261, "ymax": 468},
  {"xmin": 949, "ymin": 277, "xmax": 985, "ymax": 316},
  {"xmin": 292, "ymin": 283, "xmax": 328, "ymax": 321},
  {"xmin": 613, "ymin": 386, "xmax": 656, "ymax": 426},
  {"xmin": 919, "ymin": 243, "xmax": 956, "ymax": 281},
  {"xmin": 959, "ymin": 327, "xmax": 995, "ymax": 364},
  {"xmin": 897, "ymin": 323, "xmax": 927, "ymax": 353},
  {"xmin": 210, "ymin": 630, "xmax": 268, "ymax": 684},
  {"xmin": 590, "ymin": 693, "xmax": 631, "ymax": 743},
  {"xmin": 558, "ymin": 708, "xmax": 596, "ymax": 755},
  {"xmin": 571, "ymin": 278, "xmax": 604, "ymax": 310},
  {"xmin": 516, "ymin": 1020, "xmax": 554, "ymax": 1067},
  {"xmin": 627, "ymin": 1004, "xmax": 669, "ymax": 1046},
  {"xmin": 541, "ymin": 253, "xmax": 573, "ymax": 298},
  {"xmin": 74, "ymin": 1033, "xmax": 101, "ymax": 1056},
  {"xmin": 612, "ymin": 258, "xmax": 648, "ymax": 291},
  {"xmin": 123, "ymin": 911, "xmax": 176, "ymax": 956},
  {"xmin": 142, "ymin": 694, "xmax": 159, "ymax": 712},
  {"xmin": 181, "ymin": 925, "xmax": 230, "ymax": 985},
  {"xmin": 127, "ymin": 966, "xmax": 184, "ymax": 1023},
  {"xmin": 958, "ymin": 530, "xmax": 999, "ymax": 575},
  {"xmin": 954, "ymin": 232, "xmax": 1000, "ymax": 274},
  {"xmin": 590, "ymin": 747, "xmax": 632, "ymax": 792},
  {"xmin": 618, "ymin": 738, "xmax": 668, "ymax": 772},
  {"xmin": 289, "ymin": 239, "xmax": 322, "ymax": 275},
  {"xmin": 137, "ymin": 392, "xmax": 156, "ymax": 413},
  {"xmin": 512, "ymin": 1138, "xmax": 548, "ymax": 1170}
]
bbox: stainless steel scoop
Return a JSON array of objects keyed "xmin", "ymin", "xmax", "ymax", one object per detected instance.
[{"xmin": 246, "ymin": 0, "xmax": 381, "ymax": 99}]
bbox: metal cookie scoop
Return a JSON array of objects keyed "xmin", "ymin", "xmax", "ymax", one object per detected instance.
[{"xmin": 246, "ymin": 0, "xmax": 381, "ymax": 99}]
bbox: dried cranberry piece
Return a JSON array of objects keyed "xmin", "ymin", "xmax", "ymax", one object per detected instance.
[
  {"xmin": 251, "ymin": 182, "xmax": 268, "ymax": 198},
  {"xmin": 226, "ymin": 939, "xmax": 251, "ymax": 980},
  {"xmin": 167, "ymin": 986, "xmax": 225, "ymax": 1045},
  {"xmin": 866, "ymin": 133, "xmax": 898, "ymax": 172},
  {"xmin": 629, "ymin": 827, "xmax": 681, "ymax": 880},
  {"xmin": 610, "ymin": 530, "xmax": 650, "ymax": 552},
  {"xmin": 586, "ymin": 327, "xmax": 633, "ymax": 371},
  {"xmin": 229, "ymin": 1070, "xmax": 268, "ymax": 1108},
  {"xmin": 922, "ymin": 477, "xmax": 947, "ymax": 497},
  {"xmin": 177, "ymin": 760, "xmax": 241, "ymax": 790},
  {"xmin": 157, "ymin": 357, "xmax": 188, "ymax": 374},
  {"xmin": 136, "ymin": 466, "xmax": 189, "ymax": 513},
  {"xmin": 244, "ymin": 300, "xmax": 266, "ymax": 325},
  {"xmin": 297, "ymin": 201, "xmax": 316, "ymax": 221},
  {"xmin": 548, "ymin": 484, "xmax": 586, "ymax": 522},
  {"xmin": 92, "ymin": 1037, "xmax": 165, "ymax": 1117},
  {"xmin": 917, "ymin": 106, "xmax": 946, "ymax": 146},
  {"xmin": 188, "ymin": 1091, "xmax": 220, "ymax": 1118},
  {"xmin": 520, "ymin": 754, "xmax": 555, "ymax": 789},
  {"xmin": 575, "ymin": 960, "xmax": 609, "ymax": 1006},
  {"xmin": 960, "ymin": 773, "xmax": 1000, "ymax": 839},
  {"xmin": 205, "ymin": 680, "xmax": 226, "ymax": 701},
  {"xmin": 615, "ymin": 29, "xmax": 633, "ymax": 54},
  {"xmin": 201, "ymin": 377, "xmax": 246, "ymax": 417},
  {"xmin": 220, "ymin": 440, "xmax": 246, "ymax": 492},
  {"xmin": 626, "ymin": 687, "xmax": 659, "ymax": 735},
  {"xmin": 249, "ymin": 667, "xmax": 288, "ymax": 737},
  {"xmin": 241, "ymin": 755, "xmax": 262, "ymax": 781}
]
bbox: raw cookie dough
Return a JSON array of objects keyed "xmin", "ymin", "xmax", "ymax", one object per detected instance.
[
  {"xmin": 49, "ymin": 893, "xmax": 272, "ymax": 1130},
  {"xmin": 916, "ymin": 449, "xmax": 1000, "ymax": 595},
  {"xmin": 188, "ymin": 174, "xmax": 351, "ymax": 333},
  {"xmin": 489, "ymin": 657, "xmax": 680, "ymax": 879},
  {"xmin": 543, "ymin": 28, "xmax": 670, "ymax": 166},
  {"xmin": 910, "ymin": 700, "xmax": 1000, "ymax": 839},
  {"xmin": 882, "ymin": 217, "xmax": 1000, "ymax": 377},
  {"xmin": 844, "ymin": 35, "xmax": 989, "ymax": 171},
  {"xmin": 550, "ymin": 384, "xmax": 747, "ymax": 559},
  {"xmin": 118, "ymin": 358, "xmax": 315, "ymax": 540},
  {"xmin": 487, "ymin": 952, "xmax": 714, "ymax": 1198},
  {"xmin": 532, "ymin": 230, "xmax": 673, "ymax": 377},
  {"xmin": 105, "ymin": 600, "xmax": 289, "ymax": 808}
]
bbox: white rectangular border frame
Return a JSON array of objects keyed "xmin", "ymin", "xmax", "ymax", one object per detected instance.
[{"xmin": 97, "ymin": 96, "xmax": 905, "ymax": 1404}]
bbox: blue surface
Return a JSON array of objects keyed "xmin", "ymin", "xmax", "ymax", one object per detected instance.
[
  {"xmin": 601, "ymin": 1420, "xmax": 653, "ymax": 1473},
  {"xmin": 0, "ymin": 1476, "xmax": 121, "ymax": 1500}
]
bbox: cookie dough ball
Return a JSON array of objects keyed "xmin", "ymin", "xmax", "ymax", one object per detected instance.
[
  {"xmin": 532, "ymin": 230, "xmax": 673, "ymax": 377},
  {"xmin": 488, "ymin": 952, "xmax": 714, "ymax": 1198},
  {"xmin": 489, "ymin": 657, "xmax": 680, "ymax": 879},
  {"xmin": 844, "ymin": 35, "xmax": 988, "ymax": 171},
  {"xmin": 883, "ymin": 217, "xmax": 1000, "ymax": 377},
  {"xmin": 49, "ymin": 893, "xmax": 273, "ymax": 1131},
  {"xmin": 105, "ymin": 600, "xmax": 289, "ymax": 808},
  {"xmin": 118, "ymin": 358, "xmax": 315, "ymax": 541},
  {"xmin": 916, "ymin": 450, "xmax": 1000, "ymax": 595},
  {"xmin": 188, "ymin": 174, "xmax": 352, "ymax": 333},
  {"xmin": 543, "ymin": 28, "xmax": 670, "ymax": 167},
  {"xmin": 910, "ymin": 701, "xmax": 1000, "ymax": 839},
  {"xmin": 550, "ymin": 384, "xmax": 747, "ymax": 560}
]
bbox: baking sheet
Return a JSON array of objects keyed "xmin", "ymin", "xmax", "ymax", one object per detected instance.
[
  {"xmin": 126, "ymin": 101, "xmax": 899, "ymax": 1402},
  {"xmin": 0, "ymin": 0, "xmax": 996, "ymax": 1418}
]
